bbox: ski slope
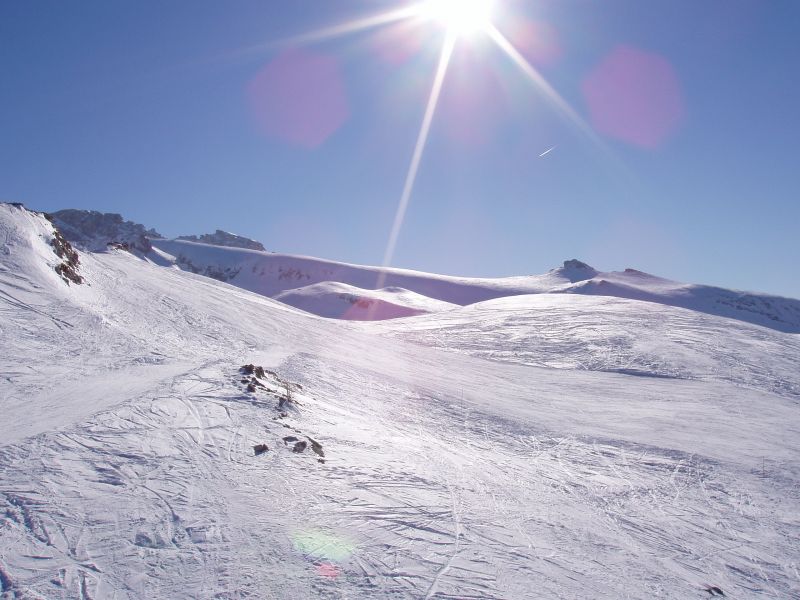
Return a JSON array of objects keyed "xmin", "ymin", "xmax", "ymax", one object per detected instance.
[{"xmin": 1, "ymin": 203, "xmax": 799, "ymax": 598}]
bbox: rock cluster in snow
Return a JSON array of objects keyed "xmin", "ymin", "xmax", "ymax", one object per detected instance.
[{"xmin": 50, "ymin": 226, "xmax": 83, "ymax": 285}]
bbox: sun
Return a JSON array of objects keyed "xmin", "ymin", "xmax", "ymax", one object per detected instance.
[{"xmin": 418, "ymin": 0, "xmax": 495, "ymax": 36}]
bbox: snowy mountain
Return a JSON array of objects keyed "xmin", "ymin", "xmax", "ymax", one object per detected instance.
[
  {"xmin": 176, "ymin": 230, "xmax": 266, "ymax": 252},
  {"xmin": 47, "ymin": 207, "xmax": 800, "ymax": 329},
  {"xmin": 1, "ymin": 202, "xmax": 799, "ymax": 599},
  {"xmin": 149, "ymin": 237, "xmax": 800, "ymax": 331}
]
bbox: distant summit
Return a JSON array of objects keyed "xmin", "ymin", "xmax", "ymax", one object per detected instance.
[
  {"xmin": 177, "ymin": 230, "xmax": 265, "ymax": 252},
  {"xmin": 50, "ymin": 209, "xmax": 161, "ymax": 253},
  {"xmin": 553, "ymin": 259, "xmax": 599, "ymax": 283}
]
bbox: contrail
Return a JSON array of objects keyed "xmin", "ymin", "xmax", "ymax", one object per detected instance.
[
  {"xmin": 376, "ymin": 32, "xmax": 457, "ymax": 290},
  {"xmin": 539, "ymin": 145, "xmax": 556, "ymax": 157}
]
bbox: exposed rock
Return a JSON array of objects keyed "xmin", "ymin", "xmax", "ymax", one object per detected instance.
[
  {"xmin": 563, "ymin": 259, "xmax": 594, "ymax": 271},
  {"xmin": 308, "ymin": 437, "xmax": 325, "ymax": 458},
  {"xmin": 253, "ymin": 444, "xmax": 269, "ymax": 456},
  {"xmin": 51, "ymin": 229, "xmax": 83, "ymax": 285},
  {"xmin": 177, "ymin": 230, "xmax": 265, "ymax": 252},
  {"xmin": 292, "ymin": 441, "xmax": 307, "ymax": 453},
  {"xmin": 177, "ymin": 256, "xmax": 240, "ymax": 282},
  {"xmin": 555, "ymin": 259, "xmax": 599, "ymax": 283},
  {"xmin": 50, "ymin": 209, "xmax": 161, "ymax": 253}
]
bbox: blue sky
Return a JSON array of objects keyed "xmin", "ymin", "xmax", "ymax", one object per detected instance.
[{"xmin": 2, "ymin": 1, "xmax": 799, "ymax": 298}]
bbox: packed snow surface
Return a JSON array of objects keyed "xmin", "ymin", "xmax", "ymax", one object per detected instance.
[{"xmin": 1, "ymin": 203, "xmax": 799, "ymax": 598}]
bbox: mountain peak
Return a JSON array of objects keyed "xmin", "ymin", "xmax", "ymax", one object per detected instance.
[
  {"xmin": 176, "ymin": 230, "xmax": 265, "ymax": 252},
  {"xmin": 555, "ymin": 259, "xmax": 599, "ymax": 283},
  {"xmin": 563, "ymin": 259, "xmax": 594, "ymax": 271}
]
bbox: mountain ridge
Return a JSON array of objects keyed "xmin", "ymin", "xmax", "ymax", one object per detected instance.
[{"xmin": 6, "ymin": 204, "xmax": 800, "ymax": 331}]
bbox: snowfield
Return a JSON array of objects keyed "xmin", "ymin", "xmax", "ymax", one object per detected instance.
[
  {"xmin": 145, "ymin": 238, "xmax": 800, "ymax": 332},
  {"xmin": 1, "ymin": 203, "xmax": 799, "ymax": 599}
]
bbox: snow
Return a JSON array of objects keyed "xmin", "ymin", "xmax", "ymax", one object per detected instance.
[
  {"xmin": 147, "ymin": 238, "xmax": 800, "ymax": 331},
  {"xmin": 1, "ymin": 203, "xmax": 799, "ymax": 598},
  {"xmin": 48, "ymin": 212, "xmax": 800, "ymax": 329},
  {"xmin": 273, "ymin": 281, "xmax": 458, "ymax": 320}
]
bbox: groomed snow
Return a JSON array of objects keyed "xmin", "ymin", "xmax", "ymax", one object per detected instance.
[{"xmin": 1, "ymin": 204, "xmax": 799, "ymax": 598}]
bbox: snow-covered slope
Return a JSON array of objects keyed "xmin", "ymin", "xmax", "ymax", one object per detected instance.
[
  {"xmin": 561, "ymin": 267, "xmax": 800, "ymax": 333},
  {"xmin": 150, "ymin": 238, "xmax": 800, "ymax": 331},
  {"xmin": 149, "ymin": 237, "xmax": 538, "ymax": 304},
  {"xmin": 48, "ymin": 211, "xmax": 800, "ymax": 329},
  {"xmin": 273, "ymin": 281, "xmax": 458, "ymax": 320},
  {"xmin": 372, "ymin": 293, "xmax": 800, "ymax": 399},
  {"xmin": 2, "ymin": 204, "xmax": 799, "ymax": 598}
]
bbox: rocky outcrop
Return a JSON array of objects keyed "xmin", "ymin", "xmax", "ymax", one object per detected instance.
[
  {"xmin": 177, "ymin": 230, "xmax": 265, "ymax": 252},
  {"xmin": 50, "ymin": 225, "xmax": 83, "ymax": 285},
  {"xmin": 50, "ymin": 209, "xmax": 161, "ymax": 253}
]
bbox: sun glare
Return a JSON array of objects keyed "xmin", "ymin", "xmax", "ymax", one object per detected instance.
[
  {"xmin": 419, "ymin": 0, "xmax": 494, "ymax": 36},
  {"xmin": 265, "ymin": 0, "xmax": 604, "ymax": 277}
]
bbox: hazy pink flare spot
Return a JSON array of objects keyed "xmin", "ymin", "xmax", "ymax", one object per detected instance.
[
  {"xmin": 248, "ymin": 49, "xmax": 350, "ymax": 148},
  {"xmin": 503, "ymin": 18, "xmax": 563, "ymax": 67},
  {"xmin": 316, "ymin": 562, "xmax": 341, "ymax": 579},
  {"xmin": 582, "ymin": 45, "xmax": 685, "ymax": 148},
  {"xmin": 439, "ymin": 49, "xmax": 505, "ymax": 145},
  {"xmin": 368, "ymin": 21, "xmax": 424, "ymax": 66}
]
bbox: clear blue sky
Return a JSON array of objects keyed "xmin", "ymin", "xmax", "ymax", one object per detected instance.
[{"xmin": 2, "ymin": 1, "xmax": 799, "ymax": 298}]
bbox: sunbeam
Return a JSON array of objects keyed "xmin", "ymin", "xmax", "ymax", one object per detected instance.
[
  {"xmin": 275, "ymin": 6, "xmax": 421, "ymax": 48},
  {"xmin": 244, "ymin": 3, "xmax": 633, "ymax": 282},
  {"xmin": 487, "ymin": 25, "xmax": 602, "ymax": 148},
  {"xmin": 376, "ymin": 32, "xmax": 457, "ymax": 290},
  {"xmin": 487, "ymin": 25, "xmax": 636, "ymax": 188}
]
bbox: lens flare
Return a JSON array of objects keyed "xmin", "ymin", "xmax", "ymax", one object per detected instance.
[
  {"xmin": 243, "ymin": 0, "xmax": 632, "ymax": 276},
  {"xmin": 293, "ymin": 529, "xmax": 356, "ymax": 562}
]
